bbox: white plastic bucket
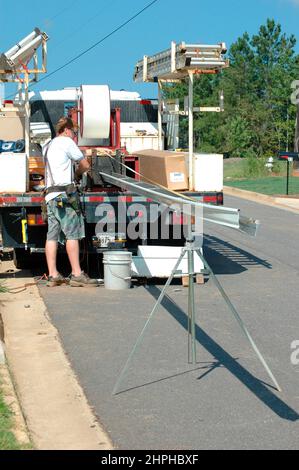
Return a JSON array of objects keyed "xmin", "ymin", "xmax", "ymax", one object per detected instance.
[{"xmin": 103, "ymin": 251, "xmax": 132, "ymax": 290}]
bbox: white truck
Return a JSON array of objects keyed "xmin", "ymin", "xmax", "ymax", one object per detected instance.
[{"xmin": 0, "ymin": 87, "xmax": 223, "ymax": 272}]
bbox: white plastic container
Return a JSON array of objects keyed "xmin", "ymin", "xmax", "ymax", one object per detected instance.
[
  {"xmin": 0, "ymin": 153, "xmax": 28, "ymax": 192},
  {"xmin": 103, "ymin": 251, "xmax": 132, "ymax": 290},
  {"xmin": 120, "ymin": 122, "xmax": 159, "ymax": 153},
  {"xmin": 131, "ymin": 246, "xmax": 204, "ymax": 278},
  {"xmin": 121, "ymin": 134, "xmax": 160, "ymax": 153},
  {"xmin": 193, "ymin": 153, "xmax": 223, "ymax": 192}
]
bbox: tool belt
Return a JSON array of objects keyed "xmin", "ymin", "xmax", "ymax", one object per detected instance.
[
  {"xmin": 45, "ymin": 183, "xmax": 76, "ymax": 196},
  {"xmin": 41, "ymin": 184, "xmax": 82, "ymax": 222},
  {"xmin": 56, "ymin": 191, "xmax": 82, "ymax": 217}
]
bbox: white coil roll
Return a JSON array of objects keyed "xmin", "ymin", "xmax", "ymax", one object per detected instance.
[{"xmin": 80, "ymin": 85, "xmax": 110, "ymax": 139}]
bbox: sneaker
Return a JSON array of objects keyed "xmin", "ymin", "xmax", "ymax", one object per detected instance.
[
  {"xmin": 69, "ymin": 271, "xmax": 99, "ymax": 287},
  {"xmin": 47, "ymin": 273, "xmax": 69, "ymax": 287}
]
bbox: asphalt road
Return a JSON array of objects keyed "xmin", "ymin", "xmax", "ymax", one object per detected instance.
[{"xmin": 38, "ymin": 196, "xmax": 299, "ymax": 450}]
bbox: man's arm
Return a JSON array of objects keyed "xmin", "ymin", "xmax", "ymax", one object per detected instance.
[
  {"xmin": 66, "ymin": 140, "xmax": 90, "ymax": 180},
  {"xmin": 75, "ymin": 158, "xmax": 90, "ymax": 179}
]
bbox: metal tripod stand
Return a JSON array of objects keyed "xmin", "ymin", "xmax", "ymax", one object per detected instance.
[{"xmin": 113, "ymin": 236, "xmax": 282, "ymax": 395}]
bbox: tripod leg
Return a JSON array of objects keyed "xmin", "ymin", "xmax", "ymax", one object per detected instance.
[
  {"xmin": 112, "ymin": 248, "xmax": 187, "ymax": 395},
  {"xmin": 188, "ymin": 298, "xmax": 191, "ymax": 363},
  {"xmin": 187, "ymin": 247, "xmax": 196, "ymax": 364},
  {"xmin": 196, "ymin": 250, "xmax": 282, "ymax": 393}
]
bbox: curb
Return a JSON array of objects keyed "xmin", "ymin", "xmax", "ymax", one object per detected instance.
[
  {"xmin": 0, "ymin": 261, "xmax": 114, "ymax": 450},
  {"xmin": 0, "ymin": 314, "xmax": 32, "ymax": 446},
  {"xmin": 0, "ymin": 340, "xmax": 5, "ymax": 364},
  {"xmin": 224, "ymin": 186, "xmax": 299, "ymax": 214},
  {"xmin": 0, "ymin": 362, "xmax": 32, "ymax": 447},
  {"xmin": 0, "ymin": 312, "xmax": 5, "ymax": 364}
]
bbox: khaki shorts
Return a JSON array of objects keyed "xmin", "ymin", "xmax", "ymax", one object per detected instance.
[{"xmin": 47, "ymin": 197, "xmax": 85, "ymax": 243}]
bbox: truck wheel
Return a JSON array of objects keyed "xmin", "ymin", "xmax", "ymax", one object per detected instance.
[{"xmin": 13, "ymin": 249, "xmax": 32, "ymax": 270}]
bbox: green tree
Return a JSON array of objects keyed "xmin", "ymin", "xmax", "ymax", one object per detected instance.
[
  {"xmin": 162, "ymin": 20, "xmax": 299, "ymax": 160},
  {"xmin": 225, "ymin": 115, "xmax": 253, "ymax": 158},
  {"xmin": 250, "ymin": 19, "xmax": 299, "ymax": 153}
]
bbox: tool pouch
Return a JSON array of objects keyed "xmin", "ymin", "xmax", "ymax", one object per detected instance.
[{"xmin": 66, "ymin": 189, "xmax": 82, "ymax": 216}]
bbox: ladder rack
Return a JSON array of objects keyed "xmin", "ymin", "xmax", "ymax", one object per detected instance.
[
  {"xmin": 0, "ymin": 28, "xmax": 49, "ymax": 157},
  {"xmin": 133, "ymin": 42, "xmax": 229, "ymax": 82},
  {"xmin": 133, "ymin": 41, "xmax": 229, "ymax": 190}
]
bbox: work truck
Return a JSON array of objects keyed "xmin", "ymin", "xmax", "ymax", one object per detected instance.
[
  {"xmin": 0, "ymin": 91, "xmax": 223, "ymax": 269},
  {"xmin": 0, "ymin": 31, "xmax": 225, "ymax": 272}
]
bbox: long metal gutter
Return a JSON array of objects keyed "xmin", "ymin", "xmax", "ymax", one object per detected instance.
[{"xmin": 100, "ymin": 172, "xmax": 259, "ymax": 237}]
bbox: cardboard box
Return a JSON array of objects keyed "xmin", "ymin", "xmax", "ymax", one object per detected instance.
[
  {"xmin": 0, "ymin": 106, "xmax": 25, "ymax": 141},
  {"xmin": 135, "ymin": 149, "xmax": 188, "ymax": 190}
]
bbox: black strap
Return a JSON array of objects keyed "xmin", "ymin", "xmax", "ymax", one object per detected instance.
[{"xmin": 43, "ymin": 140, "xmax": 55, "ymax": 187}]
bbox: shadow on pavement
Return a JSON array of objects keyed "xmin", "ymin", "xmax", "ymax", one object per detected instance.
[
  {"xmin": 115, "ymin": 361, "xmax": 223, "ymax": 395},
  {"xmin": 141, "ymin": 285, "xmax": 298, "ymax": 422},
  {"xmin": 204, "ymin": 235, "xmax": 272, "ymax": 275}
]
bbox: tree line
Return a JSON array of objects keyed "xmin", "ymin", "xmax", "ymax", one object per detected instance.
[{"xmin": 164, "ymin": 19, "xmax": 299, "ymax": 159}]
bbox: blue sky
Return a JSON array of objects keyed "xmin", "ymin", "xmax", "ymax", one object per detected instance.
[{"xmin": 1, "ymin": 0, "xmax": 299, "ymax": 99}]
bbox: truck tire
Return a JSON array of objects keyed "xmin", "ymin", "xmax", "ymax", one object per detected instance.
[{"xmin": 13, "ymin": 249, "xmax": 32, "ymax": 270}]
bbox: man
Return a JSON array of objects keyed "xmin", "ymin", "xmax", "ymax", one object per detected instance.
[{"xmin": 43, "ymin": 116, "xmax": 98, "ymax": 287}]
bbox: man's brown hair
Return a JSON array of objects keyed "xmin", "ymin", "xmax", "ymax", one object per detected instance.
[{"xmin": 56, "ymin": 117, "xmax": 75, "ymax": 135}]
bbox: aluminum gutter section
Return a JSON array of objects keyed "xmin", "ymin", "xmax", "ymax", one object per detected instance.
[
  {"xmin": 100, "ymin": 172, "xmax": 259, "ymax": 236},
  {"xmin": 239, "ymin": 215, "xmax": 260, "ymax": 237}
]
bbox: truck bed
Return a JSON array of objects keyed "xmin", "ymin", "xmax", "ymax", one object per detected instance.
[
  {"xmin": 0, "ymin": 190, "xmax": 223, "ymax": 207},
  {"xmin": 0, "ymin": 189, "xmax": 222, "ymax": 261}
]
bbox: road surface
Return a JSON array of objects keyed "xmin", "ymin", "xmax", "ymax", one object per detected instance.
[{"xmin": 38, "ymin": 195, "xmax": 299, "ymax": 449}]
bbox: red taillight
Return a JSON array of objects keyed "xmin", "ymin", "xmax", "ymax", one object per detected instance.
[
  {"xmin": 36, "ymin": 214, "xmax": 45, "ymax": 225},
  {"xmin": 140, "ymin": 100, "xmax": 151, "ymax": 105},
  {"xmin": 203, "ymin": 193, "xmax": 223, "ymax": 205},
  {"xmin": 27, "ymin": 214, "xmax": 46, "ymax": 225},
  {"xmin": 203, "ymin": 195, "xmax": 217, "ymax": 204}
]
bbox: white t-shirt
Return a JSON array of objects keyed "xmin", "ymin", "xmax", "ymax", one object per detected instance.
[{"xmin": 43, "ymin": 136, "xmax": 84, "ymax": 202}]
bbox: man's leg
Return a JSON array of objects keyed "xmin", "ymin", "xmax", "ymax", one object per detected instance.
[
  {"xmin": 63, "ymin": 207, "xmax": 98, "ymax": 286},
  {"xmin": 46, "ymin": 200, "xmax": 62, "ymax": 280},
  {"xmin": 45, "ymin": 240, "xmax": 59, "ymax": 278},
  {"xmin": 66, "ymin": 239, "xmax": 82, "ymax": 277}
]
